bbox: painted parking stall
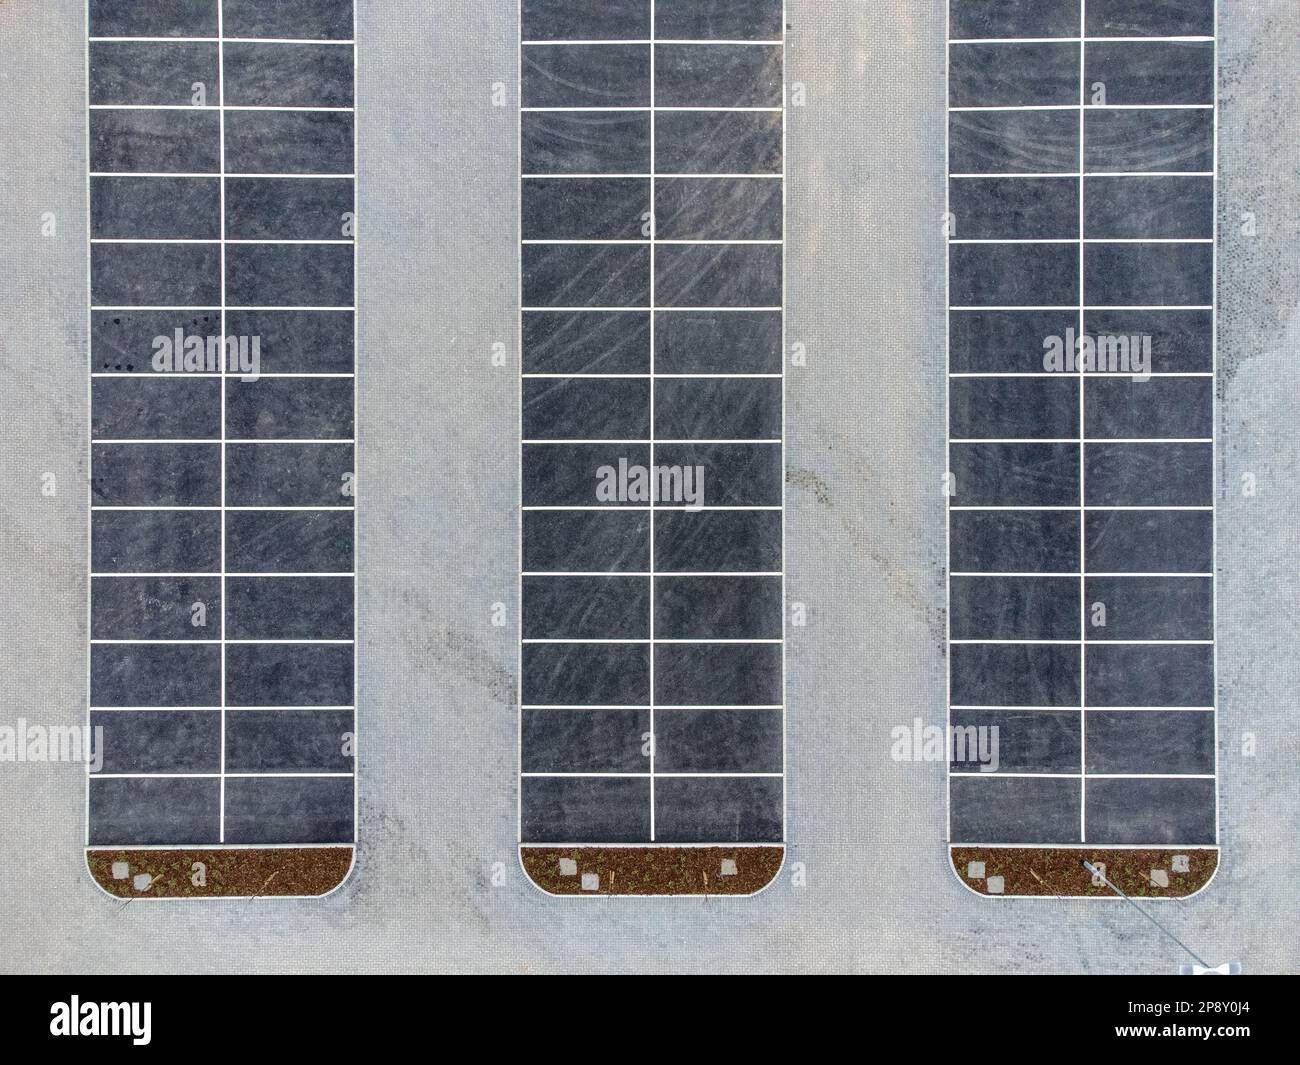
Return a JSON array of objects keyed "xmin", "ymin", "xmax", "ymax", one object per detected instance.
[
  {"xmin": 518, "ymin": 0, "xmax": 785, "ymax": 895},
  {"xmin": 946, "ymin": 0, "xmax": 1218, "ymax": 897},
  {"xmin": 86, "ymin": 0, "xmax": 357, "ymax": 897}
]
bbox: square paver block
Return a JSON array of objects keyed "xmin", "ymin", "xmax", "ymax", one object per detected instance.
[
  {"xmin": 720, "ymin": 858, "xmax": 738, "ymax": 876},
  {"xmin": 985, "ymin": 875, "xmax": 1005, "ymax": 894},
  {"xmin": 1171, "ymin": 855, "xmax": 1190, "ymax": 873},
  {"xmin": 132, "ymin": 873, "xmax": 153, "ymax": 892},
  {"xmin": 581, "ymin": 873, "xmax": 600, "ymax": 891},
  {"xmin": 558, "ymin": 857, "xmax": 578, "ymax": 876},
  {"xmin": 1150, "ymin": 869, "xmax": 1170, "ymax": 888},
  {"xmin": 967, "ymin": 860, "xmax": 986, "ymax": 880},
  {"xmin": 111, "ymin": 861, "xmax": 130, "ymax": 880}
]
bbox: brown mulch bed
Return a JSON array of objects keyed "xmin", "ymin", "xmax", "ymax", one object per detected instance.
[
  {"xmin": 951, "ymin": 846, "xmax": 1218, "ymax": 898},
  {"xmin": 87, "ymin": 847, "xmax": 354, "ymax": 898},
  {"xmin": 522, "ymin": 846, "xmax": 784, "ymax": 896}
]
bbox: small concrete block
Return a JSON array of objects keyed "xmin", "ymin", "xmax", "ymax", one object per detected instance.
[
  {"xmin": 132, "ymin": 874, "xmax": 153, "ymax": 892},
  {"xmin": 967, "ymin": 861, "xmax": 986, "ymax": 880},
  {"xmin": 985, "ymin": 875, "xmax": 1005, "ymax": 895},
  {"xmin": 1089, "ymin": 862, "xmax": 1107, "ymax": 887},
  {"xmin": 558, "ymin": 858, "xmax": 578, "ymax": 876},
  {"xmin": 580, "ymin": 873, "xmax": 599, "ymax": 891},
  {"xmin": 1171, "ymin": 855, "xmax": 1190, "ymax": 874},
  {"xmin": 720, "ymin": 858, "xmax": 738, "ymax": 877},
  {"xmin": 111, "ymin": 861, "xmax": 130, "ymax": 881},
  {"xmin": 1150, "ymin": 869, "xmax": 1170, "ymax": 888}
]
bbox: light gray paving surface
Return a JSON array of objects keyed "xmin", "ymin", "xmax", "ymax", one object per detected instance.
[{"xmin": 0, "ymin": 0, "xmax": 1296, "ymax": 974}]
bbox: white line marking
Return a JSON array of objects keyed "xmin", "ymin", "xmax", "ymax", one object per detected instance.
[
  {"xmin": 950, "ymin": 842, "xmax": 1219, "ymax": 850},
  {"xmin": 949, "ymin": 238, "xmax": 1211, "ymax": 245},
  {"xmin": 949, "ymin": 505, "xmax": 1212, "ymax": 512},
  {"xmin": 521, "ymin": 505, "xmax": 782, "ymax": 512},
  {"xmin": 521, "ymin": 39, "xmax": 784, "ymax": 46},
  {"xmin": 91, "ymin": 639, "xmax": 354, "ymax": 646},
  {"xmin": 523, "ymin": 373, "xmax": 784, "ymax": 379},
  {"xmin": 949, "ymin": 773, "xmax": 1216, "ymax": 780},
  {"xmin": 217, "ymin": 0, "xmax": 228, "ymax": 842},
  {"xmin": 648, "ymin": 0, "xmax": 657, "ymax": 841},
  {"xmin": 523, "ymin": 173, "xmax": 782, "ymax": 179},
  {"xmin": 90, "ymin": 706, "xmax": 355, "ymax": 712},
  {"xmin": 950, "ymin": 37, "xmax": 1213, "ymax": 44},
  {"xmin": 91, "ymin": 773, "xmax": 355, "ymax": 780},
  {"xmin": 952, "ymin": 572, "xmax": 1211, "ymax": 579},
  {"xmin": 949, "ymin": 372, "xmax": 1212, "ymax": 379},
  {"xmin": 951, "ymin": 705, "xmax": 1214, "ymax": 712},
  {"xmin": 520, "ymin": 705, "xmax": 784, "ymax": 711},
  {"xmin": 1210, "ymin": 0, "xmax": 1221, "ymax": 845},
  {"xmin": 521, "ymin": 238, "xmax": 781, "ymax": 245},
  {"xmin": 949, "ymin": 639, "xmax": 1212, "ymax": 646},
  {"xmin": 93, "ymin": 439, "xmax": 355, "ymax": 445},
  {"xmin": 520, "ymin": 306, "xmax": 782, "ymax": 312},
  {"xmin": 522, "ymin": 639, "xmax": 782, "ymax": 645},
  {"xmin": 92, "ymin": 305, "xmax": 355, "ymax": 311},
  {"xmin": 93, "ymin": 372, "xmax": 356, "ymax": 379},
  {"xmin": 521, "ymin": 438, "xmax": 779, "ymax": 445},
  {"xmin": 521, "ymin": 772, "xmax": 783, "ymax": 779},
  {"xmin": 522, "ymin": 106, "xmax": 781, "ymax": 113},
  {"xmin": 522, "ymin": 571, "xmax": 782, "ymax": 578},
  {"xmin": 950, "ymin": 172, "xmax": 1213, "ymax": 179},
  {"xmin": 90, "ymin": 37, "xmax": 356, "ymax": 45},
  {"xmin": 949, "ymin": 438, "xmax": 1212, "ymax": 445},
  {"xmin": 949, "ymin": 104, "xmax": 1211, "ymax": 112},
  {"xmin": 91, "ymin": 172, "xmax": 356, "ymax": 179},
  {"xmin": 94, "ymin": 572, "xmax": 356, "ymax": 578},
  {"xmin": 948, "ymin": 305, "xmax": 1213, "ymax": 311},
  {"xmin": 90, "ymin": 104, "xmax": 354, "ymax": 112},
  {"xmin": 91, "ymin": 239, "xmax": 353, "ymax": 245}
]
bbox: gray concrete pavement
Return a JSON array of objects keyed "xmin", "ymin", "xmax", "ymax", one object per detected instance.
[{"xmin": 0, "ymin": 0, "xmax": 1295, "ymax": 973}]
